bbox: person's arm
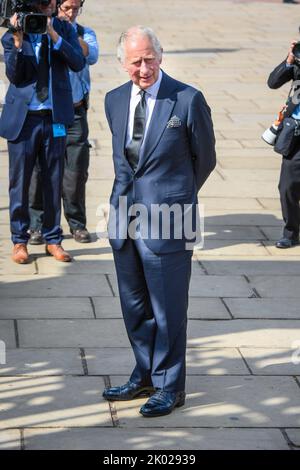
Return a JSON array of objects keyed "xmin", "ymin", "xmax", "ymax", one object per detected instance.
[
  {"xmin": 51, "ymin": 19, "xmax": 85, "ymax": 72},
  {"xmin": 187, "ymin": 91, "xmax": 216, "ymax": 191},
  {"xmin": 268, "ymin": 40, "xmax": 297, "ymax": 89},
  {"xmin": 82, "ymin": 27, "xmax": 99, "ymax": 66}
]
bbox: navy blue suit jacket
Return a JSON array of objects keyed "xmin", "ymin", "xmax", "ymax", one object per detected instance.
[
  {"xmin": 0, "ymin": 18, "xmax": 85, "ymax": 141},
  {"xmin": 105, "ymin": 71, "xmax": 216, "ymax": 254}
]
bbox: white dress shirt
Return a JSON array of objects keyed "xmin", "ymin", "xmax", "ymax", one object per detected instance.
[{"xmin": 126, "ymin": 69, "xmax": 163, "ymax": 152}]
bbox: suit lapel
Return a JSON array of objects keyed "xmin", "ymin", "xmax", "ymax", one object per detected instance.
[
  {"xmin": 115, "ymin": 82, "xmax": 133, "ymax": 172},
  {"xmin": 137, "ymin": 72, "xmax": 177, "ymax": 170}
]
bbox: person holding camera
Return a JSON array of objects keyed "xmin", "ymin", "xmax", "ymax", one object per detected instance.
[
  {"xmin": 28, "ymin": 0, "xmax": 99, "ymax": 245},
  {"xmin": 268, "ymin": 40, "xmax": 300, "ymax": 248},
  {"xmin": 0, "ymin": 0, "xmax": 85, "ymax": 263}
]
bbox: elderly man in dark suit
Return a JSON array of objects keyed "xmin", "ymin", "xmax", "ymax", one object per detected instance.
[
  {"xmin": 102, "ymin": 26, "xmax": 216, "ymax": 417},
  {"xmin": 0, "ymin": 0, "xmax": 84, "ymax": 263}
]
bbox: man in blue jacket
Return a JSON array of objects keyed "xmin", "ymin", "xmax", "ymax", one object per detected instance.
[
  {"xmin": 28, "ymin": 0, "xmax": 99, "ymax": 245},
  {"xmin": 102, "ymin": 26, "xmax": 216, "ymax": 417},
  {"xmin": 0, "ymin": 0, "xmax": 85, "ymax": 263}
]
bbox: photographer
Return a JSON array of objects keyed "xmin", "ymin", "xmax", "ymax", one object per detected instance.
[
  {"xmin": 0, "ymin": 0, "xmax": 85, "ymax": 263},
  {"xmin": 29, "ymin": 0, "xmax": 99, "ymax": 245},
  {"xmin": 268, "ymin": 40, "xmax": 300, "ymax": 248}
]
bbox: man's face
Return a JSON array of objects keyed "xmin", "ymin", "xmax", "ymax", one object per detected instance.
[
  {"xmin": 123, "ymin": 34, "xmax": 162, "ymax": 89},
  {"xmin": 58, "ymin": 0, "xmax": 82, "ymax": 22},
  {"xmin": 37, "ymin": 0, "xmax": 57, "ymax": 17}
]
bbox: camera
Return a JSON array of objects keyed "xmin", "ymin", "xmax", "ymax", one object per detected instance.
[
  {"xmin": 0, "ymin": 0, "xmax": 55, "ymax": 34},
  {"xmin": 292, "ymin": 42, "xmax": 300, "ymax": 64}
]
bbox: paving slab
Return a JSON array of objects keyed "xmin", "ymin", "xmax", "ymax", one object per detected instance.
[
  {"xmin": 189, "ymin": 275, "xmax": 253, "ymax": 298},
  {"xmin": 187, "ymin": 298, "xmax": 231, "ymax": 319},
  {"xmin": 187, "ymin": 319, "xmax": 300, "ymax": 348},
  {"xmin": 224, "ymin": 298, "xmax": 300, "ymax": 320},
  {"xmin": 240, "ymin": 348, "xmax": 300, "ymax": 376},
  {"xmin": 249, "ymin": 276, "xmax": 300, "ymax": 298},
  {"xmin": 92, "ymin": 297, "xmax": 231, "ymax": 320},
  {"xmin": 23, "ymin": 427, "xmax": 289, "ymax": 450},
  {"xmin": 85, "ymin": 347, "xmax": 248, "ymax": 376},
  {"xmin": 18, "ymin": 319, "xmax": 129, "ymax": 348},
  {"xmin": 0, "ymin": 298, "xmax": 94, "ymax": 320},
  {"xmin": 112, "ymin": 375, "xmax": 300, "ymax": 428},
  {"xmin": 201, "ymin": 259, "xmax": 300, "ymax": 276},
  {"xmin": 0, "ymin": 430, "xmax": 20, "ymax": 450},
  {"xmin": 37, "ymin": 257, "xmax": 117, "ymax": 275},
  {"xmin": 0, "ymin": 320, "xmax": 16, "ymax": 348},
  {"xmin": 0, "ymin": 275, "xmax": 112, "ymax": 298},
  {"xmin": 0, "ymin": 349, "xmax": 83, "ymax": 376},
  {"xmin": 196, "ymin": 241, "xmax": 269, "ymax": 257},
  {"xmin": 0, "ymin": 376, "xmax": 111, "ymax": 428}
]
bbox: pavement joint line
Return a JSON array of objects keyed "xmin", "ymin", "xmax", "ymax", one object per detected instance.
[
  {"xmin": 294, "ymin": 377, "xmax": 300, "ymax": 390},
  {"xmin": 20, "ymin": 429, "xmax": 25, "ymax": 451},
  {"xmin": 80, "ymin": 348, "xmax": 89, "ymax": 376},
  {"xmin": 256, "ymin": 226, "xmax": 269, "ymax": 241},
  {"xmin": 13, "ymin": 320, "xmax": 20, "ymax": 349},
  {"xmin": 105, "ymin": 274, "xmax": 116, "ymax": 297},
  {"xmin": 256, "ymin": 198, "xmax": 267, "ymax": 210},
  {"xmin": 196, "ymin": 260, "xmax": 209, "ymax": 275},
  {"xmin": 89, "ymin": 297, "xmax": 97, "ymax": 320},
  {"xmin": 220, "ymin": 298, "xmax": 234, "ymax": 319},
  {"xmin": 237, "ymin": 348, "xmax": 254, "ymax": 375},
  {"xmin": 103, "ymin": 375, "xmax": 120, "ymax": 428},
  {"xmin": 280, "ymin": 429, "xmax": 295, "ymax": 450}
]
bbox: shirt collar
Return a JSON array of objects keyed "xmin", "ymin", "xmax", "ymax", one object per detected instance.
[{"xmin": 131, "ymin": 69, "xmax": 163, "ymax": 98}]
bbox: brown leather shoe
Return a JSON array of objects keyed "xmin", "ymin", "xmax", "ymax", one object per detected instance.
[
  {"xmin": 12, "ymin": 243, "xmax": 29, "ymax": 264},
  {"xmin": 45, "ymin": 244, "xmax": 72, "ymax": 262}
]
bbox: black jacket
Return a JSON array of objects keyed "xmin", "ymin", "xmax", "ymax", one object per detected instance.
[{"xmin": 268, "ymin": 59, "xmax": 300, "ymax": 117}]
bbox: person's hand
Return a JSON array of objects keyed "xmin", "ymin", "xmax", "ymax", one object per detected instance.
[
  {"xmin": 46, "ymin": 17, "xmax": 59, "ymax": 43},
  {"xmin": 287, "ymin": 39, "xmax": 298, "ymax": 64},
  {"xmin": 10, "ymin": 13, "xmax": 23, "ymax": 49}
]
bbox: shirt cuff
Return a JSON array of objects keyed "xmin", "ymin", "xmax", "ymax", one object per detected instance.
[
  {"xmin": 286, "ymin": 62, "xmax": 294, "ymax": 67},
  {"xmin": 53, "ymin": 36, "xmax": 63, "ymax": 50}
]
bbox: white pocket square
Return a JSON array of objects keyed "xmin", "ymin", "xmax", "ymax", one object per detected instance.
[{"xmin": 167, "ymin": 116, "xmax": 182, "ymax": 128}]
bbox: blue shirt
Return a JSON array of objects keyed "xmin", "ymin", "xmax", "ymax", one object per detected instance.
[
  {"xmin": 28, "ymin": 33, "xmax": 62, "ymax": 111},
  {"xmin": 69, "ymin": 23, "xmax": 99, "ymax": 104}
]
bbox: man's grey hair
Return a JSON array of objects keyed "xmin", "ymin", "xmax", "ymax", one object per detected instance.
[{"xmin": 117, "ymin": 26, "xmax": 163, "ymax": 63}]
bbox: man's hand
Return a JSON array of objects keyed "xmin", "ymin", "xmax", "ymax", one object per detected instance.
[
  {"xmin": 287, "ymin": 39, "xmax": 298, "ymax": 65},
  {"xmin": 46, "ymin": 17, "xmax": 60, "ymax": 43},
  {"xmin": 10, "ymin": 14, "xmax": 23, "ymax": 49}
]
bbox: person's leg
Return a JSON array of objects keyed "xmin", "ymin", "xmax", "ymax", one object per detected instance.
[
  {"xmin": 134, "ymin": 237, "xmax": 192, "ymax": 393},
  {"xmin": 62, "ymin": 105, "xmax": 90, "ymax": 239},
  {"xmin": 8, "ymin": 115, "xmax": 42, "ymax": 245},
  {"xmin": 113, "ymin": 238, "xmax": 156, "ymax": 386},
  {"xmin": 28, "ymin": 162, "xmax": 44, "ymax": 233},
  {"xmin": 278, "ymin": 150, "xmax": 300, "ymax": 242},
  {"xmin": 39, "ymin": 116, "xmax": 65, "ymax": 245}
]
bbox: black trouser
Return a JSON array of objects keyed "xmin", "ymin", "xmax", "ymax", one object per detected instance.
[
  {"xmin": 29, "ymin": 104, "xmax": 90, "ymax": 232},
  {"xmin": 278, "ymin": 146, "xmax": 300, "ymax": 240}
]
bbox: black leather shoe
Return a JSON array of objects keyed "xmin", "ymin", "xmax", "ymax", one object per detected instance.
[
  {"xmin": 29, "ymin": 230, "xmax": 44, "ymax": 245},
  {"xmin": 102, "ymin": 381, "xmax": 155, "ymax": 401},
  {"xmin": 71, "ymin": 228, "xmax": 91, "ymax": 243},
  {"xmin": 140, "ymin": 390, "xmax": 186, "ymax": 417},
  {"xmin": 283, "ymin": 0, "xmax": 298, "ymax": 4},
  {"xmin": 275, "ymin": 238, "xmax": 300, "ymax": 249}
]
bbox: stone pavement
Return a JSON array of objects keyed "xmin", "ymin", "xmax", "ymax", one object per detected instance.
[{"xmin": 1, "ymin": 0, "xmax": 300, "ymax": 451}]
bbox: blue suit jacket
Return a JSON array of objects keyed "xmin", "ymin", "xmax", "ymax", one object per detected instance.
[
  {"xmin": 105, "ymin": 71, "xmax": 216, "ymax": 254},
  {"xmin": 0, "ymin": 18, "xmax": 85, "ymax": 141}
]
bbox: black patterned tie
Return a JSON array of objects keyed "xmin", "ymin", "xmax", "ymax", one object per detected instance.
[
  {"xmin": 36, "ymin": 35, "xmax": 50, "ymax": 103},
  {"xmin": 126, "ymin": 90, "xmax": 147, "ymax": 170}
]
